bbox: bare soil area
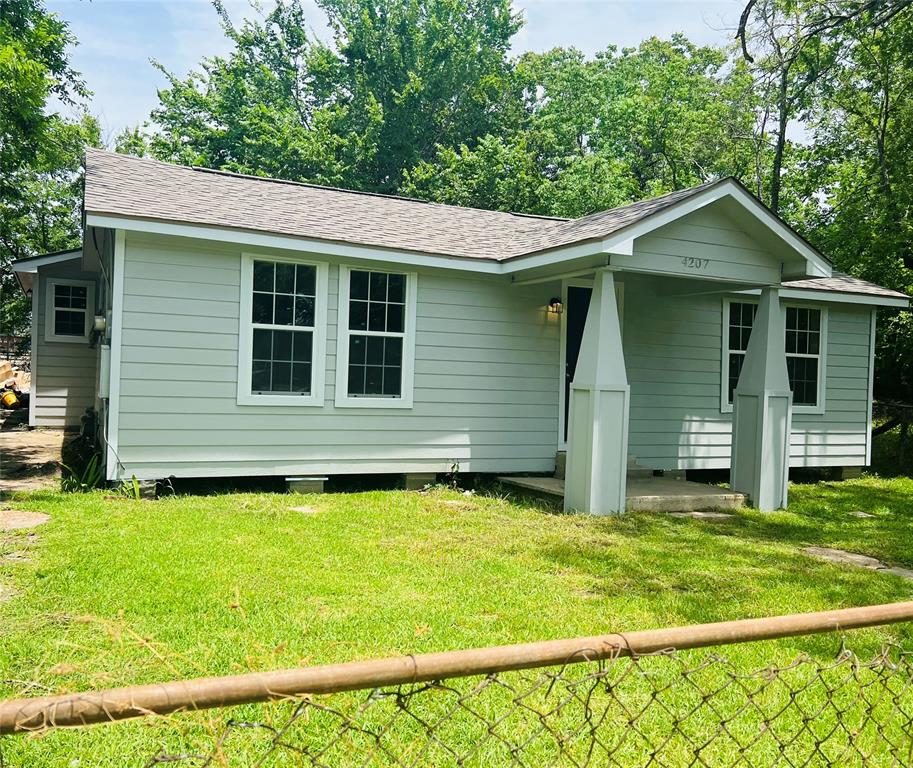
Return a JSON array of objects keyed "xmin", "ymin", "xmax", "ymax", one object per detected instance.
[{"xmin": 0, "ymin": 409, "xmax": 65, "ymax": 493}]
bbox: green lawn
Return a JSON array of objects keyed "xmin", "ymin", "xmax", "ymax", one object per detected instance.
[{"xmin": 2, "ymin": 477, "xmax": 913, "ymax": 765}]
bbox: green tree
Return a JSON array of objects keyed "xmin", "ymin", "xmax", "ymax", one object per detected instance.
[
  {"xmin": 136, "ymin": 0, "xmax": 520, "ymax": 193},
  {"xmin": 405, "ymin": 37, "xmax": 759, "ymax": 216},
  {"xmin": 0, "ymin": 0, "xmax": 98, "ymax": 339}
]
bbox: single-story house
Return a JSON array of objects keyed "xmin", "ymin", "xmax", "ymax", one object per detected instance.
[{"xmin": 13, "ymin": 149, "xmax": 910, "ymax": 512}]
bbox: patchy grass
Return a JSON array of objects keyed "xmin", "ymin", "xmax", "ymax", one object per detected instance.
[{"xmin": 1, "ymin": 478, "xmax": 913, "ymax": 764}]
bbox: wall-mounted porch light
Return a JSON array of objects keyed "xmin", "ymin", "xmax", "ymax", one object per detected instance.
[{"xmin": 547, "ymin": 297, "xmax": 563, "ymax": 315}]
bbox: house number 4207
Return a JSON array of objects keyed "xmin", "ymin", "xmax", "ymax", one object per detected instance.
[{"xmin": 681, "ymin": 257, "xmax": 710, "ymax": 270}]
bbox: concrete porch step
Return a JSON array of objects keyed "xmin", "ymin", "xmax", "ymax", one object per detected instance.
[
  {"xmin": 555, "ymin": 452, "xmax": 652, "ymax": 480},
  {"xmin": 496, "ymin": 475, "xmax": 746, "ymax": 514}
]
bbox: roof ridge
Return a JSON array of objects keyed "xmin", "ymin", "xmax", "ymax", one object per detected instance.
[{"xmin": 85, "ymin": 148, "xmax": 570, "ymax": 224}]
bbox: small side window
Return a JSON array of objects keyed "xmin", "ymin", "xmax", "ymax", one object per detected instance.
[{"xmin": 44, "ymin": 279, "xmax": 94, "ymax": 343}]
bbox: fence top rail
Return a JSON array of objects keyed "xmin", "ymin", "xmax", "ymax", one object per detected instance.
[{"xmin": 2, "ymin": 600, "xmax": 913, "ymax": 735}]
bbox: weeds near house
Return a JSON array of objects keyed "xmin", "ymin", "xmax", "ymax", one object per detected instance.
[{"xmin": 59, "ymin": 453, "xmax": 103, "ymax": 493}]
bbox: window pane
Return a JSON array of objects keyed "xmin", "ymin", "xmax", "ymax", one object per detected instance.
[
  {"xmin": 368, "ymin": 302, "xmax": 386, "ymax": 331},
  {"xmin": 351, "ymin": 270, "xmax": 369, "ymax": 300},
  {"xmin": 293, "ymin": 332, "xmax": 312, "ymax": 363},
  {"xmin": 292, "ymin": 363, "xmax": 312, "ymax": 393},
  {"xmin": 253, "ymin": 329, "xmax": 272, "ymax": 360},
  {"xmin": 273, "ymin": 330, "xmax": 293, "ymax": 361},
  {"xmin": 348, "ymin": 364, "xmax": 365, "ymax": 395},
  {"xmin": 55, "ymin": 310, "xmax": 84, "ymax": 336},
  {"xmin": 349, "ymin": 335, "xmax": 366, "ymax": 364},
  {"xmin": 251, "ymin": 361, "xmax": 271, "ymax": 392},
  {"xmin": 350, "ymin": 300, "xmax": 368, "ymax": 331},
  {"xmin": 71, "ymin": 286, "xmax": 87, "ymax": 309},
  {"xmin": 366, "ymin": 336, "xmax": 385, "ymax": 365},
  {"xmin": 274, "ymin": 294, "xmax": 294, "ymax": 326},
  {"xmin": 369, "ymin": 272, "xmax": 387, "ymax": 301},
  {"xmin": 54, "ymin": 284, "xmax": 71, "ymax": 307},
  {"xmin": 388, "ymin": 274, "xmax": 405, "ymax": 303},
  {"xmin": 365, "ymin": 365, "xmax": 383, "ymax": 393},
  {"xmin": 294, "ymin": 296, "xmax": 314, "ymax": 327},
  {"xmin": 808, "ymin": 332, "xmax": 819, "ymax": 355},
  {"xmin": 384, "ymin": 337, "xmax": 402, "ymax": 366},
  {"xmin": 275, "ymin": 263, "xmax": 295, "ymax": 294},
  {"xmin": 296, "ymin": 264, "xmax": 316, "ymax": 296},
  {"xmin": 387, "ymin": 303, "xmax": 404, "ymax": 334},
  {"xmin": 271, "ymin": 362, "xmax": 292, "ymax": 392},
  {"xmin": 383, "ymin": 366, "xmax": 402, "ymax": 396},
  {"xmin": 728, "ymin": 352, "xmax": 744, "ymax": 403},
  {"xmin": 253, "ymin": 261, "xmax": 274, "ymax": 292},
  {"xmin": 785, "ymin": 329, "xmax": 797, "ymax": 354},
  {"xmin": 787, "ymin": 356, "xmax": 818, "ymax": 406},
  {"xmin": 252, "ymin": 292, "xmax": 273, "ymax": 324}
]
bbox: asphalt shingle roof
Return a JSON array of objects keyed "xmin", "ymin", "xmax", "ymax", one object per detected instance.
[
  {"xmin": 783, "ymin": 274, "xmax": 910, "ymax": 301},
  {"xmin": 82, "ymin": 150, "xmax": 908, "ymax": 304}
]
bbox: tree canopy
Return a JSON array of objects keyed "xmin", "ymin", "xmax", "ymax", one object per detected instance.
[{"xmin": 0, "ymin": 0, "xmax": 98, "ymax": 339}]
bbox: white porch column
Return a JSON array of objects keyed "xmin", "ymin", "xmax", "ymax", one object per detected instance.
[
  {"xmin": 564, "ymin": 270, "xmax": 629, "ymax": 515},
  {"xmin": 731, "ymin": 286, "xmax": 793, "ymax": 510}
]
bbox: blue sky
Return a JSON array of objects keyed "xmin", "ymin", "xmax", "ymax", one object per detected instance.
[{"xmin": 48, "ymin": 0, "xmax": 744, "ymax": 142}]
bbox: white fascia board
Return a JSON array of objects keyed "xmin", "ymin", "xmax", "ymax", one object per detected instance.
[
  {"xmin": 85, "ymin": 214, "xmax": 505, "ymax": 275},
  {"xmin": 737, "ymin": 286, "xmax": 910, "ymax": 308},
  {"xmin": 499, "ymin": 240, "xmax": 607, "ymax": 274}
]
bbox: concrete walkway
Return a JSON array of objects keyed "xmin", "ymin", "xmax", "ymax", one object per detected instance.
[{"xmin": 496, "ymin": 475, "xmax": 746, "ymax": 513}]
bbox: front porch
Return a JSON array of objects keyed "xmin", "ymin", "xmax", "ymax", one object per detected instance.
[{"xmin": 497, "ymin": 474, "xmax": 746, "ymax": 513}]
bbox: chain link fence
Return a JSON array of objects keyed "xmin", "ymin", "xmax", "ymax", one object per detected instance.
[
  {"xmin": 133, "ymin": 645, "xmax": 913, "ymax": 767},
  {"xmin": 2, "ymin": 604, "xmax": 913, "ymax": 766}
]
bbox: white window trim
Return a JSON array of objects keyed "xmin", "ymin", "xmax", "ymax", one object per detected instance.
[
  {"xmin": 335, "ymin": 264, "xmax": 418, "ymax": 409},
  {"xmin": 237, "ymin": 253, "xmax": 328, "ymax": 406},
  {"xmin": 44, "ymin": 278, "xmax": 95, "ymax": 344},
  {"xmin": 720, "ymin": 297, "xmax": 828, "ymax": 415}
]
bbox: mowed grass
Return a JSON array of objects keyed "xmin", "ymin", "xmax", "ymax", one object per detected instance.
[{"xmin": 1, "ymin": 477, "xmax": 913, "ymax": 765}]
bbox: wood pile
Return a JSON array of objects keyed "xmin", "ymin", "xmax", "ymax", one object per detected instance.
[{"xmin": 0, "ymin": 360, "xmax": 30, "ymax": 393}]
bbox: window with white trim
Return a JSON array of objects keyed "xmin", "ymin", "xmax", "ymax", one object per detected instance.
[
  {"xmin": 722, "ymin": 299, "xmax": 826, "ymax": 412},
  {"xmin": 44, "ymin": 279, "xmax": 94, "ymax": 343},
  {"xmin": 237, "ymin": 255, "xmax": 328, "ymax": 406},
  {"xmin": 335, "ymin": 266, "xmax": 417, "ymax": 408}
]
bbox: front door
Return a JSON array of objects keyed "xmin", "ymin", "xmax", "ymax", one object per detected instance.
[{"xmin": 563, "ymin": 286, "xmax": 592, "ymax": 443}]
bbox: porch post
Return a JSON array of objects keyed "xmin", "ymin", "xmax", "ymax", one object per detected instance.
[
  {"xmin": 564, "ymin": 270, "xmax": 629, "ymax": 515},
  {"xmin": 731, "ymin": 286, "xmax": 793, "ymax": 510}
]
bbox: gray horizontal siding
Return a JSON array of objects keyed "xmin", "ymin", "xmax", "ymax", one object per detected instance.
[
  {"xmin": 33, "ymin": 261, "xmax": 99, "ymax": 428},
  {"xmin": 114, "ymin": 232, "xmax": 560, "ymax": 479},
  {"xmin": 623, "ymin": 277, "xmax": 872, "ymax": 470}
]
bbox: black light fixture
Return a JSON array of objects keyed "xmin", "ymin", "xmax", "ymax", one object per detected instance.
[{"xmin": 547, "ymin": 297, "xmax": 563, "ymax": 315}]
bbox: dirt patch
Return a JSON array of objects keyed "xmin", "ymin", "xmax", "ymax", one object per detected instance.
[
  {"xmin": 289, "ymin": 506, "xmax": 318, "ymax": 515},
  {"xmin": 0, "ymin": 510, "xmax": 49, "ymax": 530},
  {"xmin": 0, "ymin": 416, "xmax": 67, "ymax": 493}
]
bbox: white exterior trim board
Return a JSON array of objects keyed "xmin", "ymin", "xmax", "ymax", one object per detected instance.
[{"xmin": 105, "ymin": 230, "xmax": 125, "ymax": 481}]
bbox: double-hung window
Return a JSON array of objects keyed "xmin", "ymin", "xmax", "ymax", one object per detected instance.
[
  {"xmin": 44, "ymin": 279, "xmax": 95, "ymax": 343},
  {"xmin": 722, "ymin": 298, "xmax": 827, "ymax": 413},
  {"xmin": 237, "ymin": 254, "xmax": 328, "ymax": 406},
  {"xmin": 335, "ymin": 265, "xmax": 417, "ymax": 408}
]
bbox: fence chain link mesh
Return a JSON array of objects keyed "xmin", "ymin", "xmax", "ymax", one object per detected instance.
[{"xmin": 77, "ymin": 644, "xmax": 913, "ymax": 767}]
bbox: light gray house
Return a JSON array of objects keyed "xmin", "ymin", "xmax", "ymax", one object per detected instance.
[{"xmin": 13, "ymin": 149, "xmax": 910, "ymax": 511}]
